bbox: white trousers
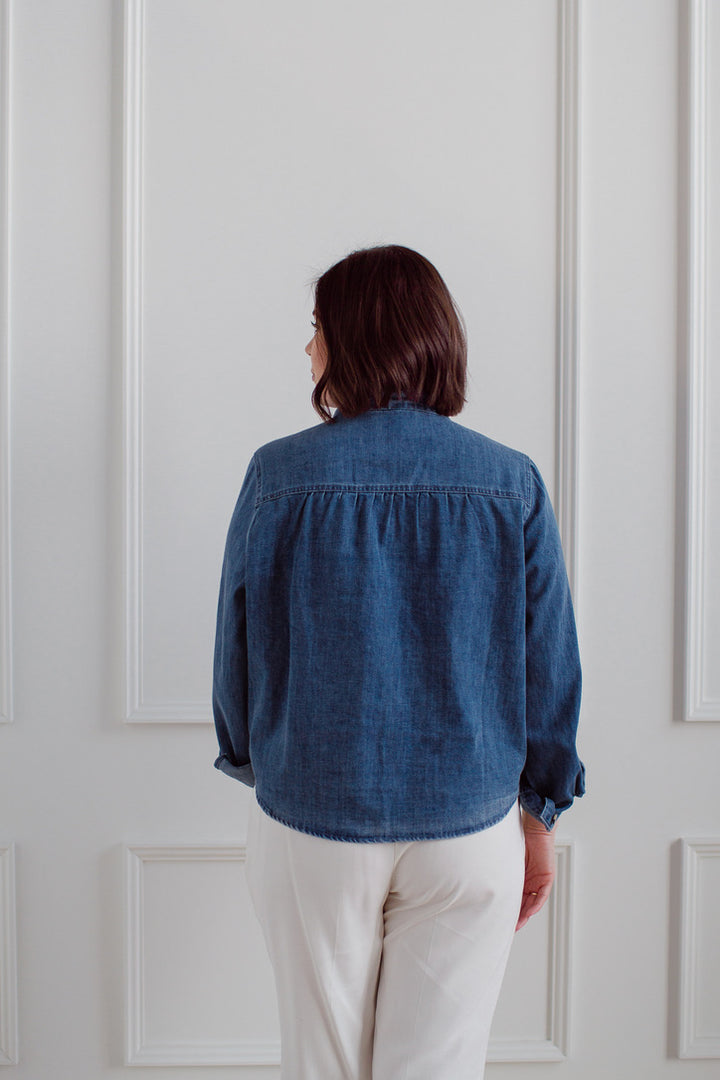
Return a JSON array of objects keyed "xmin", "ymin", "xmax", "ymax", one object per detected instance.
[{"xmin": 245, "ymin": 795, "xmax": 525, "ymax": 1080}]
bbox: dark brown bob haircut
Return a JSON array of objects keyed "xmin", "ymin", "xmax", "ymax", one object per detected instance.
[{"xmin": 309, "ymin": 244, "xmax": 468, "ymax": 423}]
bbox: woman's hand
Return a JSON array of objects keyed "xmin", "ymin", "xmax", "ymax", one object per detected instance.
[{"xmin": 515, "ymin": 811, "xmax": 556, "ymax": 931}]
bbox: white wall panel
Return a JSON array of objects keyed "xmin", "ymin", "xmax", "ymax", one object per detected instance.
[
  {"xmin": 125, "ymin": 843, "xmax": 279, "ymax": 1065},
  {"xmin": 556, "ymin": 0, "xmax": 581, "ymax": 595},
  {"xmin": 700, "ymin": 0, "xmax": 720, "ymax": 712},
  {"xmin": 0, "ymin": 0, "xmax": 11, "ymax": 725},
  {"xmin": 678, "ymin": 839, "xmax": 720, "ymax": 1058},
  {"xmin": 489, "ymin": 841, "xmax": 574, "ymax": 1061},
  {"xmin": 0, "ymin": 844, "xmax": 18, "ymax": 1065},
  {"xmin": 123, "ymin": 0, "xmax": 579, "ymax": 722},
  {"xmin": 680, "ymin": 0, "xmax": 720, "ymax": 722}
]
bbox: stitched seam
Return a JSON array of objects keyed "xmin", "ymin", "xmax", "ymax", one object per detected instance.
[
  {"xmin": 284, "ymin": 832, "xmax": 357, "ymax": 1079},
  {"xmin": 404, "ymin": 919, "xmax": 437, "ymax": 1080},
  {"xmin": 257, "ymin": 484, "xmax": 527, "ymax": 504},
  {"xmin": 252, "ymin": 453, "xmax": 262, "ymax": 509},
  {"xmin": 522, "ymin": 455, "xmax": 532, "ymax": 521}
]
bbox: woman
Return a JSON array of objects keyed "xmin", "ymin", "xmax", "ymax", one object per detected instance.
[{"xmin": 212, "ymin": 244, "xmax": 585, "ymax": 1079}]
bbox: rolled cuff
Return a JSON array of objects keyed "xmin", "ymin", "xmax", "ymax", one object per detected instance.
[
  {"xmin": 213, "ymin": 754, "xmax": 256, "ymax": 787},
  {"xmin": 519, "ymin": 762, "xmax": 586, "ymax": 832}
]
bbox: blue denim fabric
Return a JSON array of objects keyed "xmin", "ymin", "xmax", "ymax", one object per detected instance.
[{"xmin": 213, "ymin": 395, "xmax": 585, "ymax": 841}]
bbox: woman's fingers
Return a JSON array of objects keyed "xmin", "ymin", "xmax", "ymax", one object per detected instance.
[{"xmin": 515, "ymin": 882, "xmax": 552, "ymax": 931}]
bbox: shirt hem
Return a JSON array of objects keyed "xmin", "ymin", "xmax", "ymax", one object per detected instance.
[{"xmin": 253, "ymin": 791, "xmax": 519, "ymax": 843}]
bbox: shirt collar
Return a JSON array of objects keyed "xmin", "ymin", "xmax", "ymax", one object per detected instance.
[{"xmin": 333, "ymin": 392, "xmax": 429, "ymax": 420}]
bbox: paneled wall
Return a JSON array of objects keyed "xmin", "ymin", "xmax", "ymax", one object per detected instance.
[{"xmin": 1, "ymin": 1, "xmax": 718, "ymax": 1077}]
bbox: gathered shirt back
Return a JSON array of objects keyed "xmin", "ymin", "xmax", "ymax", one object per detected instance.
[{"xmin": 212, "ymin": 396, "xmax": 585, "ymax": 841}]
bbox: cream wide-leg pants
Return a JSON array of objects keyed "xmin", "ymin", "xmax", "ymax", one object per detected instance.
[{"xmin": 245, "ymin": 793, "xmax": 525, "ymax": 1080}]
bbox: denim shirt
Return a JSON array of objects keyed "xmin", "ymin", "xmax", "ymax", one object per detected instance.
[{"xmin": 212, "ymin": 396, "xmax": 585, "ymax": 841}]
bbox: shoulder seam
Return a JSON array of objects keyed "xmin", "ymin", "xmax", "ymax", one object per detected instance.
[
  {"xmin": 523, "ymin": 455, "xmax": 533, "ymax": 521},
  {"xmin": 252, "ymin": 452, "xmax": 262, "ymax": 508}
]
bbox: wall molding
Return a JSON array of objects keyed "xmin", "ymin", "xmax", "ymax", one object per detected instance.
[
  {"xmin": 123, "ymin": 0, "xmax": 582, "ymax": 718},
  {"xmin": 681, "ymin": 0, "xmax": 719, "ymax": 721},
  {"xmin": 122, "ymin": 0, "xmax": 207, "ymax": 722},
  {"xmin": 0, "ymin": 0, "xmax": 12, "ymax": 725},
  {"xmin": 488, "ymin": 840, "xmax": 574, "ymax": 1062},
  {"xmin": 555, "ymin": 0, "xmax": 581, "ymax": 603},
  {"xmin": 126, "ymin": 839, "xmax": 574, "ymax": 1067},
  {"xmin": 677, "ymin": 839, "xmax": 720, "ymax": 1058},
  {"xmin": 0, "ymin": 844, "xmax": 18, "ymax": 1065},
  {"xmin": 122, "ymin": 0, "xmax": 147, "ymax": 722},
  {"xmin": 124, "ymin": 842, "xmax": 280, "ymax": 1066}
]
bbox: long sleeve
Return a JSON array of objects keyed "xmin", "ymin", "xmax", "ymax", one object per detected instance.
[
  {"xmin": 519, "ymin": 458, "xmax": 585, "ymax": 830},
  {"xmin": 212, "ymin": 454, "xmax": 259, "ymax": 787}
]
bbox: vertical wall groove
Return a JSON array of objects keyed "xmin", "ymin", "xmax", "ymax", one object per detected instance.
[
  {"xmin": 682, "ymin": 0, "xmax": 718, "ymax": 721},
  {"xmin": 0, "ymin": 0, "xmax": 12, "ymax": 725},
  {"xmin": 556, "ymin": 0, "xmax": 581, "ymax": 604},
  {"xmin": 123, "ymin": 0, "xmax": 143, "ymax": 720},
  {"xmin": 0, "ymin": 843, "xmax": 18, "ymax": 1064},
  {"xmin": 123, "ymin": 0, "xmax": 150, "ymax": 722}
]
